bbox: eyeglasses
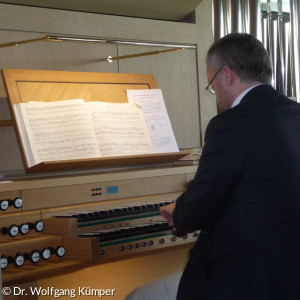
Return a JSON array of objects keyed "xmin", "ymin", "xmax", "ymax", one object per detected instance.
[{"xmin": 205, "ymin": 67, "xmax": 223, "ymax": 95}]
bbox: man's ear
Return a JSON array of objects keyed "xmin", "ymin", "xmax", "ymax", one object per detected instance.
[{"xmin": 222, "ymin": 65, "xmax": 236, "ymax": 86}]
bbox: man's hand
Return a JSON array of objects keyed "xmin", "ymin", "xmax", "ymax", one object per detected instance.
[{"xmin": 159, "ymin": 202, "xmax": 176, "ymax": 227}]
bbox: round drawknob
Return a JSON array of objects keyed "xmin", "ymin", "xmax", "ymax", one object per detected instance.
[
  {"xmin": 171, "ymin": 236, "xmax": 177, "ymax": 242},
  {"xmin": 8, "ymin": 225, "xmax": 19, "ymax": 237},
  {"xmin": 33, "ymin": 221, "xmax": 44, "ymax": 232},
  {"xmin": 13, "ymin": 198, "xmax": 23, "ymax": 209},
  {"xmin": 56, "ymin": 246, "xmax": 66, "ymax": 257},
  {"xmin": 30, "ymin": 250, "xmax": 40, "ymax": 264},
  {"xmin": 148, "ymin": 240, "xmax": 154, "ymax": 246},
  {"xmin": 1, "ymin": 256, "xmax": 8, "ymax": 270},
  {"xmin": 13, "ymin": 253, "xmax": 25, "ymax": 267},
  {"xmin": 41, "ymin": 248, "xmax": 51, "ymax": 260},
  {"xmin": 1, "ymin": 225, "xmax": 19, "ymax": 237},
  {"xmin": 23, "ymin": 250, "xmax": 40, "ymax": 264},
  {"xmin": 20, "ymin": 223, "xmax": 30, "ymax": 235},
  {"xmin": 0, "ymin": 200, "xmax": 9, "ymax": 211}
]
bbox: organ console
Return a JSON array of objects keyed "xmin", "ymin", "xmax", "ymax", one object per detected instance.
[
  {"xmin": 0, "ymin": 69, "xmax": 199, "ymax": 299},
  {"xmin": 0, "ymin": 166, "xmax": 197, "ymax": 297}
]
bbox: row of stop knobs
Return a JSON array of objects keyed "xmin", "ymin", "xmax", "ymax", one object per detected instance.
[
  {"xmin": 1, "ymin": 246, "xmax": 66, "ymax": 269},
  {"xmin": 1, "ymin": 221, "xmax": 44, "ymax": 237},
  {"xmin": 0, "ymin": 198, "xmax": 22, "ymax": 211}
]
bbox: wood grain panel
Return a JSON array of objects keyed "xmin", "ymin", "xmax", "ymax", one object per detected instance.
[
  {"xmin": 63, "ymin": 237, "xmax": 100, "ymax": 262},
  {"xmin": 22, "ymin": 174, "xmax": 185, "ymax": 210},
  {"xmin": 38, "ymin": 245, "xmax": 190, "ymax": 300},
  {"xmin": 0, "ymin": 191, "xmax": 22, "ymax": 202},
  {"xmin": 0, "ymin": 235, "xmax": 62, "ymax": 256},
  {"xmin": 26, "ymin": 152, "xmax": 187, "ymax": 174},
  {"xmin": 3, "ymin": 259, "xmax": 86, "ymax": 285},
  {"xmin": 3, "ymin": 69, "xmax": 156, "ymax": 106},
  {"xmin": 97, "ymin": 234, "xmax": 197, "ymax": 262},
  {"xmin": 16, "ymin": 82, "xmax": 150, "ymax": 103},
  {"xmin": 0, "ymin": 166, "xmax": 197, "ymax": 193}
]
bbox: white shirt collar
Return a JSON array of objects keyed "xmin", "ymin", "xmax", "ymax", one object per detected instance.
[{"xmin": 231, "ymin": 84, "xmax": 262, "ymax": 108}]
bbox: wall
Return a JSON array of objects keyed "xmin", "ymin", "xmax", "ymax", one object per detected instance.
[
  {"xmin": 195, "ymin": 0, "xmax": 217, "ymax": 139},
  {"xmin": 0, "ymin": 1, "xmax": 215, "ymax": 173}
]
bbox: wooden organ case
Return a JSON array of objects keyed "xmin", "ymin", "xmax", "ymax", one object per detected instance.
[{"xmin": 0, "ymin": 69, "xmax": 198, "ymax": 299}]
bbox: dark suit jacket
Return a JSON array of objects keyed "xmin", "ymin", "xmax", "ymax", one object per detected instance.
[{"xmin": 174, "ymin": 85, "xmax": 300, "ymax": 300}]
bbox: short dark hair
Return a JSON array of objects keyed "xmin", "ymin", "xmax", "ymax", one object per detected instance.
[{"xmin": 206, "ymin": 33, "xmax": 272, "ymax": 84}]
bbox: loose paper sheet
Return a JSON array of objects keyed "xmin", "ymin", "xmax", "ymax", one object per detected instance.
[{"xmin": 126, "ymin": 89, "xmax": 179, "ymax": 153}]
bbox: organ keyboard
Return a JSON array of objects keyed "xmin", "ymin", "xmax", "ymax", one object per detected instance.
[{"xmin": 44, "ymin": 200, "xmax": 199, "ymax": 261}]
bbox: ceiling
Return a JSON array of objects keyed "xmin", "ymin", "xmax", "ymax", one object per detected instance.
[{"xmin": 0, "ymin": 0, "xmax": 203, "ymax": 22}]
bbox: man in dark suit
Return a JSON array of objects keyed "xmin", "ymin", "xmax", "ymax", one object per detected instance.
[{"xmin": 160, "ymin": 33, "xmax": 300, "ymax": 299}]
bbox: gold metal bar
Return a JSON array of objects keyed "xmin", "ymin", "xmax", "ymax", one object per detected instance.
[
  {"xmin": 106, "ymin": 48, "xmax": 185, "ymax": 62},
  {"xmin": 0, "ymin": 36, "xmax": 48, "ymax": 48},
  {"xmin": 0, "ymin": 35, "xmax": 190, "ymax": 63},
  {"xmin": 47, "ymin": 36, "xmax": 105, "ymax": 43},
  {"xmin": 0, "ymin": 120, "xmax": 14, "ymax": 127},
  {"xmin": 0, "ymin": 35, "xmax": 195, "ymax": 50}
]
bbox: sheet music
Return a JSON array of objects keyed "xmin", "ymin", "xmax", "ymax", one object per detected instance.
[
  {"xmin": 14, "ymin": 100, "xmax": 101, "ymax": 167},
  {"xmin": 86, "ymin": 102, "xmax": 154, "ymax": 156},
  {"xmin": 126, "ymin": 89, "xmax": 179, "ymax": 153}
]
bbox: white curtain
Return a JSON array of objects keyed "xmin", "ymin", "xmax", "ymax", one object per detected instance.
[{"xmin": 213, "ymin": 0, "xmax": 298, "ymax": 100}]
